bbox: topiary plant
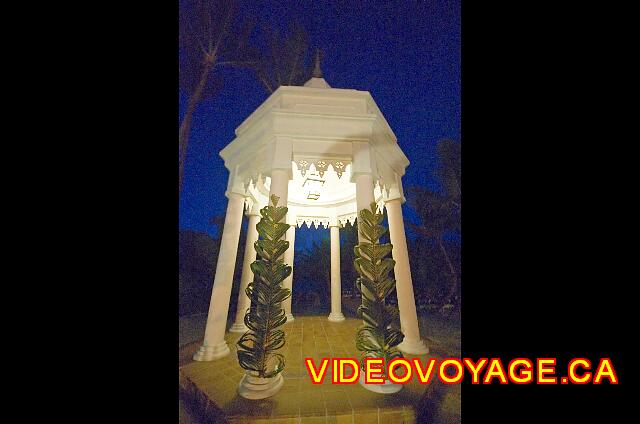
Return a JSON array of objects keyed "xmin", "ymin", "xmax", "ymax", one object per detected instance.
[
  {"xmin": 354, "ymin": 203, "xmax": 405, "ymax": 376},
  {"xmin": 237, "ymin": 195, "xmax": 292, "ymax": 379}
]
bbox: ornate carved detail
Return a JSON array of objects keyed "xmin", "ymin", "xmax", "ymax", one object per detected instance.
[
  {"xmin": 315, "ymin": 160, "xmax": 328, "ymax": 178},
  {"xmin": 294, "ymin": 214, "xmax": 359, "ymax": 229},
  {"xmin": 295, "ymin": 159, "xmax": 350, "ymax": 179},
  {"xmin": 337, "ymin": 213, "xmax": 358, "ymax": 226},
  {"xmin": 375, "ymin": 178, "xmax": 391, "ymax": 199},
  {"xmin": 242, "ymin": 172, "xmax": 264, "ymax": 194},
  {"xmin": 244, "ymin": 197, "xmax": 253, "ymax": 212},
  {"xmin": 296, "ymin": 216, "xmax": 330, "ymax": 229},
  {"xmin": 296, "ymin": 160, "xmax": 310, "ymax": 177},
  {"xmin": 331, "ymin": 161, "xmax": 346, "ymax": 178}
]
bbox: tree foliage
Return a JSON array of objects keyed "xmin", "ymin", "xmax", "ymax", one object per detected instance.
[
  {"xmin": 354, "ymin": 203, "xmax": 404, "ymax": 373},
  {"xmin": 250, "ymin": 22, "xmax": 312, "ymax": 94},
  {"xmin": 236, "ymin": 195, "xmax": 292, "ymax": 378},
  {"xmin": 340, "ymin": 221, "xmax": 360, "ymax": 292},
  {"xmin": 178, "ymin": 230, "xmax": 219, "ymax": 316},
  {"xmin": 179, "ymin": 218, "xmax": 247, "ymax": 317},
  {"xmin": 436, "ymin": 139, "xmax": 461, "ymax": 201},
  {"xmin": 179, "ymin": 2, "xmax": 312, "ymax": 194},
  {"xmin": 407, "ymin": 138, "xmax": 461, "ymax": 306},
  {"xmin": 178, "ymin": 0, "xmax": 254, "ymax": 194},
  {"xmin": 179, "ymin": 0, "xmax": 254, "ymax": 97}
]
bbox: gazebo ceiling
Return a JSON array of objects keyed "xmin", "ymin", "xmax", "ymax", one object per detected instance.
[
  {"xmin": 247, "ymin": 160, "xmax": 386, "ymax": 230},
  {"xmin": 265, "ymin": 161, "xmax": 356, "ymax": 207}
]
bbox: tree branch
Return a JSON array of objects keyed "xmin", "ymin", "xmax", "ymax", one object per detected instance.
[
  {"xmin": 256, "ymin": 72, "xmax": 274, "ymax": 93},
  {"xmin": 214, "ymin": 60, "xmax": 258, "ymax": 68},
  {"xmin": 212, "ymin": 2, "xmax": 235, "ymax": 59}
]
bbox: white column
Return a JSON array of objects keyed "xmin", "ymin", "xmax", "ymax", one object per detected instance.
[
  {"xmin": 328, "ymin": 223, "xmax": 345, "ymax": 322},
  {"xmin": 229, "ymin": 206, "xmax": 261, "ymax": 333},
  {"xmin": 355, "ymin": 174, "xmax": 376, "ymax": 239},
  {"xmin": 386, "ymin": 198, "xmax": 429, "ymax": 355},
  {"xmin": 355, "ymin": 174, "xmax": 376, "ymax": 304},
  {"xmin": 282, "ymin": 217, "xmax": 296, "ymax": 322},
  {"xmin": 193, "ymin": 192, "xmax": 246, "ymax": 361},
  {"xmin": 352, "ymin": 140, "xmax": 376, "ymax": 239},
  {"xmin": 269, "ymin": 169, "xmax": 289, "ymax": 207}
]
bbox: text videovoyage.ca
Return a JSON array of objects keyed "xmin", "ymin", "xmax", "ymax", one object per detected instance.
[{"xmin": 304, "ymin": 357, "xmax": 619, "ymax": 385}]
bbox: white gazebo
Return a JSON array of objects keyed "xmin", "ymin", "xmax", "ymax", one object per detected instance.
[{"xmin": 193, "ymin": 60, "xmax": 429, "ymax": 362}]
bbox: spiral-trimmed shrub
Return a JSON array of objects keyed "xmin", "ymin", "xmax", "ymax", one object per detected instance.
[
  {"xmin": 236, "ymin": 195, "xmax": 292, "ymax": 378},
  {"xmin": 354, "ymin": 203, "xmax": 404, "ymax": 374}
]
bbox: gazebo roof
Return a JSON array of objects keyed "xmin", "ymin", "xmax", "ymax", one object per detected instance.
[{"xmin": 219, "ymin": 61, "xmax": 410, "ymax": 228}]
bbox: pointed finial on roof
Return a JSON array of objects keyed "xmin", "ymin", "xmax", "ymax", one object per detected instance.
[
  {"xmin": 312, "ymin": 49, "xmax": 323, "ymax": 78},
  {"xmin": 304, "ymin": 49, "xmax": 331, "ymax": 88}
]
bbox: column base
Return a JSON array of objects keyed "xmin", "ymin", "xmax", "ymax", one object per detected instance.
[
  {"xmin": 285, "ymin": 313, "xmax": 295, "ymax": 323},
  {"xmin": 397, "ymin": 338, "xmax": 429, "ymax": 355},
  {"xmin": 328, "ymin": 312, "xmax": 346, "ymax": 322},
  {"xmin": 238, "ymin": 372, "xmax": 284, "ymax": 399},
  {"xmin": 358, "ymin": 372, "xmax": 402, "ymax": 394},
  {"xmin": 229, "ymin": 322, "xmax": 249, "ymax": 333},
  {"xmin": 192, "ymin": 341, "xmax": 230, "ymax": 361}
]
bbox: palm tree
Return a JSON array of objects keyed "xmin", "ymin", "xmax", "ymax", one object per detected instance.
[
  {"xmin": 179, "ymin": 0, "xmax": 254, "ymax": 194},
  {"xmin": 250, "ymin": 22, "xmax": 312, "ymax": 94},
  {"xmin": 179, "ymin": 1, "xmax": 314, "ymax": 195}
]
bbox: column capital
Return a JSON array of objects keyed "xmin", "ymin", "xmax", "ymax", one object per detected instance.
[
  {"xmin": 245, "ymin": 202, "xmax": 262, "ymax": 217},
  {"xmin": 350, "ymin": 141, "xmax": 376, "ymax": 183},
  {"xmin": 268, "ymin": 137, "xmax": 294, "ymax": 179},
  {"xmin": 383, "ymin": 186, "xmax": 405, "ymax": 203},
  {"xmin": 383, "ymin": 195, "xmax": 404, "ymax": 205},
  {"xmin": 225, "ymin": 190, "xmax": 246, "ymax": 200},
  {"xmin": 382, "ymin": 174, "xmax": 406, "ymax": 204},
  {"xmin": 225, "ymin": 166, "xmax": 249, "ymax": 198}
]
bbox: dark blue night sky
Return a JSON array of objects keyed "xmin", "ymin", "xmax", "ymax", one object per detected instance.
[{"xmin": 179, "ymin": 0, "xmax": 460, "ymax": 243}]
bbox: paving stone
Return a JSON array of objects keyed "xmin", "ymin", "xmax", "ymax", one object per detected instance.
[{"xmin": 179, "ymin": 317, "xmax": 439, "ymax": 424}]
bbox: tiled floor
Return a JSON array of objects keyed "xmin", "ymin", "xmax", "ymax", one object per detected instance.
[{"xmin": 179, "ymin": 316, "xmax": 455, "ymax": 423}]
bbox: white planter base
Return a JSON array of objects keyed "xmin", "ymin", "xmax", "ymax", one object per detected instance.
[
  {"xmin": 192, "ymin": 341, "xmax": 230, "ymax": 361},
  {"xmin": 238, "ymin": 373, "xmax": 284, "ymax": 400},
  {"xmin": 358, "ymin": 373, "xmax": 403, "ymax": 394},
  {"xmin": 397, "ymin": 338, "xmax": 429, "ymax": 355},
  {"xmin": 229, "ymin": 322, "xmax": 249, "ymax": 333},
  {"xmin": 328, "ymin": 312, "xmax": 346, "ymax": 322}
]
